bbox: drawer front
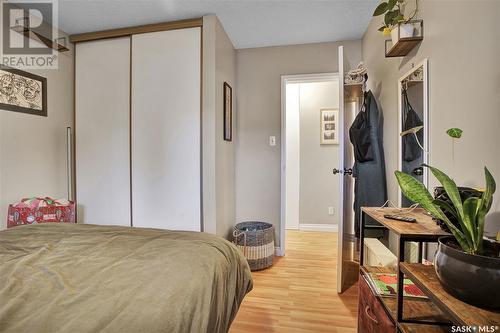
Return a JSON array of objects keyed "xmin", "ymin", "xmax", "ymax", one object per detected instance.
[{"xmin": 358, "ymin": 275, "xmax": 396, "ymax": 333}]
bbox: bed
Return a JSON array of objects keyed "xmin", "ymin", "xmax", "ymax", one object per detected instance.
[{"xmin": 0, "ymin": 223, "xmax": 253, "ymax": 333}]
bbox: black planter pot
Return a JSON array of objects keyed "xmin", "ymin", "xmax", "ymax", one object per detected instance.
[{"xmin": 434, "ymin": 236, "xmax": 500, "ymax": 309}]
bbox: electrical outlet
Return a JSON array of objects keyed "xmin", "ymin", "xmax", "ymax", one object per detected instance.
[
  {"xmin": 328, "ymin": 207, "xmax": 334, "ymax": 215},
  {"xmin": 269, "ymin": 136, "xmax": 276, "ymax": 146}
]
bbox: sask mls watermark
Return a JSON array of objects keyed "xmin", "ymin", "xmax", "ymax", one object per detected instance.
[
  {"xmin": 1, "ymin": 0, "xmax": 61, "ymax": 69},
  {"xmin": 451, "ymin": 326, "xmax": 500, "ymax": 333}
]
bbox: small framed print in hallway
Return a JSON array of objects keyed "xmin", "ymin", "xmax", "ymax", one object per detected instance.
[
  {"xmin": 320, "ymin": 108, "xmax": 339, "ymax": 145},
  {"xmin": 223, "ymin": 82, "xmax": 233, "ymax": 141}
]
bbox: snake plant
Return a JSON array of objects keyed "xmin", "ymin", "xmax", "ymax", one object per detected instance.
[{"xmin": 395, "ymin": 165, "xmax": 496, "ymax": 255}]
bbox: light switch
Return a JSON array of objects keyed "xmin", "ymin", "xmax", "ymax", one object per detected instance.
[
  {"xmin": 269, "ymin": 136, "xmax": 276, "ymax": 146},
  {"xmin": 328, "ymin": 207, "xmax": 334, "ymax": 215}
]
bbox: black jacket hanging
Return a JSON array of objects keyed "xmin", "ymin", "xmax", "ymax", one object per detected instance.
[
  {"xmin": 402, "ymin": 89, "xmax": 423, "ymax": 162},
  {"xmin": 350, "ymin": 90, "xmax": 387, "ymax": 237},
  {"xmin": 349, "ymin": 92, "xmax": 374, "ymax": 163}
]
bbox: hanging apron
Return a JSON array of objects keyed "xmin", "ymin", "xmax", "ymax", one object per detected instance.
[
  {"xmin": 349, "ymin": 90, "xmax": 388, "ymax": 237},
  {"xmin": 349, "ymin": 96, "xmax": 374, "ymax": 163},
  {"xmin": 402, "ymin": 89, "xmax": 423, "ymax": 162}
]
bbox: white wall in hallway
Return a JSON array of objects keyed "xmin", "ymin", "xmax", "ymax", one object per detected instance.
[
  {"xmin": 285, "ymin": 80, "xmax": 340, "ymax": 230},
  {"xmin": 285, "ymin": 83, "xmax": 300, "ymax": 230},
  {"xmin": 299, "ymin": 81, "xmax": 340, "ymax": 226}
]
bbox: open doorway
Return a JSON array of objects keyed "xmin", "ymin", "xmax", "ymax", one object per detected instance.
[{"xmin": 280, "ymin": 73, "xmax": 341, "ymax": 255}]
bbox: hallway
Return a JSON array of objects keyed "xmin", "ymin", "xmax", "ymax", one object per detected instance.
[{"xmin": 230, "ymin": 231, "xmax": 358, "ymax": 333}]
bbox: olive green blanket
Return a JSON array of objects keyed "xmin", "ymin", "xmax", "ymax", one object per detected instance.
[{"xmin": 0, "ymin": 223, "xmax": 252, "ymax": 333}]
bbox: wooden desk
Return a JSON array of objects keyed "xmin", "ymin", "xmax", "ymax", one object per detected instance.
[
  {"xmin": 360, "ymin": 207, "xmax": 449, "ymax": 267},
  {"xmin": 361, "ymin": 207, "xmax": 449, "ymax": 238},
  {"xmin": 359, "ymin": 207, "xmax": 452, "ymax": 333}
]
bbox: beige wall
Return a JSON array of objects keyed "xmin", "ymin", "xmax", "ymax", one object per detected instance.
[
  {"xmin": 299, "ymin": 81, "xmax": 340, "ymax": 225},
  {"xmin": 0, "ymin": 1, "xmax": 74, "ymax": 229},
  {"xmin": 235, "ymin": 41, "xmax": 362, "ymax": 246},
  {"xmin": 202, "ymin": 15, "xmax": 237, "ymax": 238},
  {"xmin": 215, "ymin": 17, "xmax": 237, "ymax": 239},
  {"xmin": 362, "ymin": 0, "xmax": 500, "ymax": 236}
]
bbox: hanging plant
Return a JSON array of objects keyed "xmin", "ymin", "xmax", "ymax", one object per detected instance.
[{"xmin": 373, "ymin": 0, "xmax": 417, "ymax": 35}]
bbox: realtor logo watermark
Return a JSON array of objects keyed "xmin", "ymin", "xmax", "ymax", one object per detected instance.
[
  {"xmin": 451, "ymin": 326, "xmax": 499, "ymax": 333},
  {"xmin": 1, "ymin": 0, "xmax": 59, "ymax": 69}
]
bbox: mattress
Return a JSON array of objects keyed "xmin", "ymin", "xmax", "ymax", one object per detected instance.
[{"xmin": 0, "ymin": 223, "xmax": 253, "ymax": 333}]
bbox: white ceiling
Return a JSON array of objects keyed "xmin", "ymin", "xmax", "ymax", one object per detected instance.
[{"xmin": 58, "ymin": 0, "xmax": 378, "ymax": 49}]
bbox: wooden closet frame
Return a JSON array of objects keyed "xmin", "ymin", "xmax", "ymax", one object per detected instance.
[{"xmin": 70, "ymin": 18, "xmax": 204, "ymax": 230}]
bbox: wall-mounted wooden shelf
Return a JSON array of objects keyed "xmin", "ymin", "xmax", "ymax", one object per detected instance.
[
  {"xmin": 11, "ymin": 25, "xmax": 69, "ymax": 52},
  {"xmin": 385, "ymin": 37, "xmax": 423, "ymax": 58},
  {"xmin": 385, "ymin": 20, "xmax": 424, "ymax": 58}
]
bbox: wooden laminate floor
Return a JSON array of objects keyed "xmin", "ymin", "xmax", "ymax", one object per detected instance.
[{"xmin": 230, "ymin": 231, "xmax": 359, "ymax": 333}]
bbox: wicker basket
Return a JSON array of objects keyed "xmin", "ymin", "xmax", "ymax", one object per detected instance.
[{"xmin": 233, "ymin": 221, "xmax": 274, "ymax": 271}]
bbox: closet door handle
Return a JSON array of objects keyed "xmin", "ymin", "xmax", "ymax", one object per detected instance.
[{"xmin": 365, "ymin": 305, "xmax": 379, "ymax": 324}]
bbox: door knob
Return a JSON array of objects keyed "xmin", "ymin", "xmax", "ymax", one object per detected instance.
[
  {"xmin": 413, "ymin": 167, "xmax": 423, "ymax": 176},
  {"xmin": 333, "ymin": 168, "xmax": 353, "ymax": 176}
]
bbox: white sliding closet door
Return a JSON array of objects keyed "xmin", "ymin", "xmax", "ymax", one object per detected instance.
[
  {"xmin": 131, "ymin": 28, "xmax": 201, "ymax": 231},
  {"xmin": 75, "ymin": 37, "xmax": 131, "ymax": 226}
]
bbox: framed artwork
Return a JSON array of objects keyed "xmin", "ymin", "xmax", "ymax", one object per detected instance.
[
  {"xmin": 223, "ymin": 82, "xmax": 232, "ymax": 141},
  {"xmin": 0, "ymin": 66, "xmax": 47, "ymax": 117},
  {"xmin": 320, "ymin": 108, "xmax": 339, "ymax": 145}
]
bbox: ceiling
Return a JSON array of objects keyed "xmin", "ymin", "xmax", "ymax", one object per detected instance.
[{"xmin": 57, "ymin": 0, "xmax": 378, "ymax": 49}]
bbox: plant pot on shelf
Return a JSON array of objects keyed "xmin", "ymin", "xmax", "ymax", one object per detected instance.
[
  {"xmin": 391, "ymin": 23, "xmax": 415, "ymax": 45},
  {"xmin": 434, "ymin": 236, "xmax": 500, "ymax": 309},
  {"xmin": 433, "ymin": 186, "xmax": 483, "ymax": 232}
]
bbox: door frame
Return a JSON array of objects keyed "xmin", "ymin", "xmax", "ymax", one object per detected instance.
[
  {"xmin": 280, "ymin": 72, "xmax": 340, "ymax": 256},
  {"xmin": 397, "ymin": 58, "xmax": 429, "ymax": 206}
]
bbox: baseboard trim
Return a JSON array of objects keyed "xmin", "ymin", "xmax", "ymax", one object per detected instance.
[
  {"xmin": 298, "ymin": 224, "xmax": 338, "ymax": 232},
  {"xmin": 275, "ymin": 247, "xmax": 284, "ymax": 256}
]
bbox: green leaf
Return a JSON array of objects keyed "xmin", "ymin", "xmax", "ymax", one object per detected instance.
[
  {"xmin": 425, "ymin": 165, "xmax": 464, "ymax": 221},
  {"xmin": 378, "ymin": 26, "xmax": 386, "ymax": 31},
  {"xmin": 387, "ymin": 0, "xmax": 397, "ymax": 10},
  {"xmin": 424, "ymin": 165, "xmax": 473, "ymax": 248},
  {"xmin": 463, "ymin": 197, "xmax": 481, "ymax": 246},
  {"xmin": 384, "ymin": 10, "xmax": 397, "ymax": 26},
  {"xmin": 395, "ymin": 171, "xmax": 446, "ymax": 220},
  {"xmin": 395, "ymin": 171, "xmax": 471, "ymax": 252},
  {"xmin": 433, "ymin": 199, "xmax": 458, "ymax": 221},
  {"xmin": 479, "ymin": 167, "xmax": 496, "ymax": 214},
  {"xmin": 477, "ymin": 167, "xmax": 496, "ymax": 252},
  {"xmin": 373, "ymin": 2, "xmax": 388, "ymax": 16},
  {"xmin": 446, "ymin": 128, "xmax": 463, "ymax": 139}
]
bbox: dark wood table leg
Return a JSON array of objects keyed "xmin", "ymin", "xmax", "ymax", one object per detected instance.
[
  {"xmin": 359, "ymin": 210, "xmax": 365, "ymax": 266},
  {"xmin": 397, "ymin": 236, "xmax": 406, "ymax": 323}
]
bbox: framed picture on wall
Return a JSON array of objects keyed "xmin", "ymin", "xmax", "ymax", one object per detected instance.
[
  {"xmin": 320, "ymin": 108, "xmax": 339, "ymax": 145},
  {"xmin": 0, "ymin": 66, "xmax": 47, "ymax": 117},
  {"xmin": 223, "ymin": 82, "xmax": 232, "ymax": 141}
]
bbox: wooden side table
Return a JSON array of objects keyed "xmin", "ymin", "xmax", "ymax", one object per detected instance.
[
  {"xmin": 400, "ymin": 263, "xmax": 500, "ymax": 327},
  {"xmin": 359, "ymin": 207, "xmax": 451, "ymax": 333}
]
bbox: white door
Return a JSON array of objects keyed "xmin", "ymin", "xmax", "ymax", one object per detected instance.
[
  {"xmin": 75, "ymin": 37, "xmax": 131, "ymax": 226},
  {"xmin": 131, "ymin": 28, "xmax": 201, "ymax": 231},
  {"xmin": 336, "ymin": 45, "xmax": 358, "ymax": 293}
]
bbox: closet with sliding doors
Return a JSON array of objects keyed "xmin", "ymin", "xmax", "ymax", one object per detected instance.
[{"xmin": 72, "ymin": 20, "xmax": 202, "ymax": 231}]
